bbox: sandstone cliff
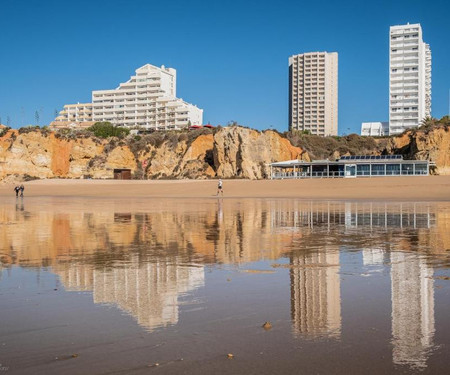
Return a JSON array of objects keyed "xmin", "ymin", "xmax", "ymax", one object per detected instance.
[
  {"xmin": 386, "ymin": 127, "xmax": 450, "ymax": 175},
  {"xmin": 0, "ymin": 125, "xmax": 449, "ymax": 181},
  {"xmin": 0, "ymin": 127, "xmax": 305, "ymax": 181}
]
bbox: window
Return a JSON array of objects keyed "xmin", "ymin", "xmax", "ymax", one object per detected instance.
[
  {"xmin": 372, "ymin": 164, "xmax": 384, "ymax": 176},
  {"xmin": 357, "ymin": 165, "xmax": 370, "ymax": 176},
  {"xmin": 386, "ymin": 164, "xmax": 401, "ymax": 175},
  {"xmin": 415, "ymin": 164, "xmax": 427, "ymax": 175}
]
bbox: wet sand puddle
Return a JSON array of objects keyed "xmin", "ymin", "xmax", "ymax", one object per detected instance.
[{"xmin": 1, "ymin": 198, "xmax": 450, "ymax": 374}]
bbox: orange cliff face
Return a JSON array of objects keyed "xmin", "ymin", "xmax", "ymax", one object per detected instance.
[
  {"xmin": 0, "ymin": 127, "xmax": 309, "ymax": 180},
  {"xmin": 0, "ymin": 130, "xmax": 106, "ymax": 179},
  {"xmin": 213, "ymin": 127, "xmax": 305, "ymax": 179},
  {"xmin": 387, "ymin": 127, "xmax": 450, "ymax": 175},
  {"xmin": 1, "ymin": 125, "xmax": 450, "ymax": 181}
]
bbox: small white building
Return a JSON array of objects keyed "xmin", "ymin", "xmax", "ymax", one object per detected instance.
[{"xmin": 361, "ymin": 122, "xmax": 389, "ymax": 136}]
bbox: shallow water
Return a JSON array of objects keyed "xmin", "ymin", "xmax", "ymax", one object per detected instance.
[{"xmin": 1, "ymin": 198, "xmax": 450, "ymax": 374}]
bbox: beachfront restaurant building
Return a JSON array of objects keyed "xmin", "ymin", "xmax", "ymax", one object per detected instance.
[{"xmin": 270, "ymin": 155, "xmax": 430, "ymax": 179}]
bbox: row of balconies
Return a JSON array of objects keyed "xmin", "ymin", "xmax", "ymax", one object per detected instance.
[
  {"xmin": 292, "ymin": 101, "xmax": 326, "ymax": 106},
  {"xmin": 390, "ymin": 102, "xmax": 419, "ymax": 107},
  {"xmin": 391, "ymin": 38, "xmax": 420, "ymax": 45},
  {"xmin": 93, "ymin": 90, "xmax": 163, "ymax": 99},
  {"xmin": 391, "ymin": 67, "xmax": 419, "ymax": 73},
  {"xmin": 391, "ymin": 81, "xmax": 419, "ymax": 87},
  {"xmin": 391, "ymin": 107, "xmax": 419, "ymax": 113},
  {"xmin": 391, "ymin": 31, "xmax": 419, "ymax": 37},
  {"xmin": 390, "ymin": 115, "xmax": 419, "ymax": 121},
  {"xmin": 293, "ymin": 77, "xmax": 326, "ymax": 82},
  {"xmin": 118, "ymin": 83, "xmax": 160, "ymax": 90},
  {"xmin": 390, "ymin": 87, "xmax": 419, "ymax": 94},
  {"xmin": 391, "ymin": 58, "xmax": 419, "ymax": 65},
  {"xmin": 292, "ymin": 96, "xmax": 326, "ymax": 100},
  {"xmin": 292, "ymin": 72, "xmax": 325, "ymax": 77},
  {"xmin": 390, "ymin": 72, "xmax": 419, "ymax": 79},
  {"xmin": 292, "ymin": 56, "xmax": 325, "ymax": 61},
  {"xmin": 93, "ymin": 115, "xmax": 187, "ymax": 124},
  {"xmin": 391, "ymin": 45, "xmax": 420, "ymax": 53},
  {"xmin": 91, "ymin": 105, "xmax": 192, "ymax": 117},
  {"xmin": 92, "ymin": 95, "xmax": 162, "ymax": 105},
  {"xmin": 93, "ymin": 110, "xmax": 185, "ymax": 118},
  {"xmin": 390, "ymin": 79, "xmax": 419, "ymax": 86}
]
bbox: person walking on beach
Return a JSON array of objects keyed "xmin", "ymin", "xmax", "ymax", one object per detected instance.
[
  {"xmin": 216, "ymin": 179, "xmax": 223, "ymax": 196},
  {"xmin": 14, "ymin": 186, "xmax": 20, "ymax": 197},
  {"xmin": 19, "ymin": 184, "xmax": 25, "ymax": 197}
]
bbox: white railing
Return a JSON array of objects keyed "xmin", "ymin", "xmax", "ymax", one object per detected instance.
[{"xmin": 271, "ymin": 167, "xmax": 429, "ymax": 179}]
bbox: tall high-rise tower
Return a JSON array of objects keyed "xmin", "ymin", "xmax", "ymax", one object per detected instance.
[
  {"xmin": 289, "ymin": 52, "xmax": 338, "ymax": 136},
  {"xmin": 389, "ymin": 23, "xmax": 431, "ymax": 135}
]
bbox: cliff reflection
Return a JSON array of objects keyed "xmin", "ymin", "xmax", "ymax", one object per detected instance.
[{"xmin": 0, "ymin": 199, "xmax": 447, "ymax": 367}]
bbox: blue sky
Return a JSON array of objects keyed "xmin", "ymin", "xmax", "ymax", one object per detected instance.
[{"xmin": 0, "ymin": 0, "xmax": 449, "ymax": 134}]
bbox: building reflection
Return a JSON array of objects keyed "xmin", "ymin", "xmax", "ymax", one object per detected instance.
[
  {"xmin": 269, "ymin": 201, "xmax": 435, "ymax": 231},
  {"xmin": 0, "ymin": 199, "xmax": 446, "ymax": 366},
  {"xmin": 390, "ymin": 252, "xmax": 435, "ymax": 368},
  {"xmin": 54, "ymin": 257, "xmax": 204, "ymax": 332},
  {"xmin": 289, "ymin": 248, "xmax": 341, "ymax": 338},
  {"xmin": 271, "ymin": 201, "xmax": 438, "ymax": 367}
]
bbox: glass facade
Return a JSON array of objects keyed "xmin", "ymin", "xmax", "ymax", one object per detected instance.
[
  {"xmin": 386, "ymin": 164, "xmax": 401, "ymax": 175},
  {"xmin": 415, "ymin": 164, "xmax": 428, "ymax": 175},
  {"xmin": 270, "ymin": 158, "xmax": 430, "ymax": 179},
  {"xmin": 371, "ymin": 164, "xmax": 385, "ymax": 176},
  {"xmin": 402, "ymin": 164, "xmax": 414, "ymax": 175},
  {"xmin": 357, "ymin": 164, "xmax": 370, "ymax": 176}
]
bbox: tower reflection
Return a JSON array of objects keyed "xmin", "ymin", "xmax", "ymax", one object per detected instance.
[
  {"xmin": 0, "ymin": 198, "xmax": 446, "ymax": 368},
  {"xmin": 289, "ymin": 248, "xmax": 341, "ymax": 338},
  {"xmin": 390, "ymin": 252, "xmax": 435, "ymax": 368}
]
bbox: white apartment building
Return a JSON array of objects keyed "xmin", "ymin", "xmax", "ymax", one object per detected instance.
[
  {"xmin": 54, "ymin": 103, "xmax": 93, "ymax": 122},
  {"xmin": 92, "ymin": 64, "xmax": 202, "ymax": 130},
  {"xmin": 389, "ymin": 23, "xmax": 431, "ymax": 134},
  {"xmin": 361, "ymin": 121, "xmax": 389, "ymax": 136},
  {"xmin": 53, "ymin": 64, "xmax": 203, "ymax": 130},
  {"xmin": 289, "ymin": 52, "xmax": 338, "ymax": 136}
]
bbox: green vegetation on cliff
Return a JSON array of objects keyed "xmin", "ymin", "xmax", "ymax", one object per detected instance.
[
  {"xmin": 88, "ymin": 122, "xmax": 130, "ymax": 139},
  {"xmin": 283, "ymin": 115, "xmax": 450, "ymax": 160}
]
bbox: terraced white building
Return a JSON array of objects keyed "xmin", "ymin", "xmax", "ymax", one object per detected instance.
[
  {"xmin": 389, "ymin": 23, "xmax": 431, "ymax": 134},
  {"xmin": 53, "ymin": 64, "xmax": 203, "ymax": 130}
]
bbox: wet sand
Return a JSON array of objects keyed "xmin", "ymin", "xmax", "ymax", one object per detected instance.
[
  {"xmin": 1, "ymin": 199, "xmax": 450, "ymax": 374},
  {"xmin": 1, "ymin": 176, "xmax": 450, "ymax": 201}
]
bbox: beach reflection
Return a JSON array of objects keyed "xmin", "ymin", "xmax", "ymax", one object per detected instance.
[{"xmin": 0, "ymin": 199, "xmax": 449, "ymax": 370}]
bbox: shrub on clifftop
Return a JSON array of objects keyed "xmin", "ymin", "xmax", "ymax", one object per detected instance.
[{"xmin": 88, "ymin": 122, "xmax": 130, "ymax": 139}]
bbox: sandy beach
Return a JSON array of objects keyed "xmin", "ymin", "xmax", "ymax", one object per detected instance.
[{"xmin": 1, "ymin": 176, "xmax": 449, "ymax": 201}]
